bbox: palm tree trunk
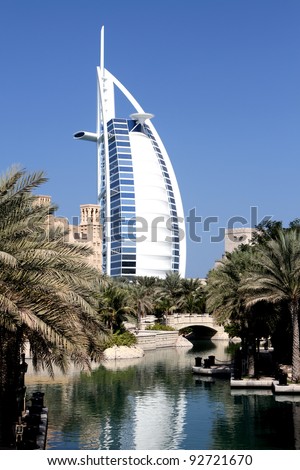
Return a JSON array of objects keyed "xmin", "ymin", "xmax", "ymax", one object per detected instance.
[
  {"xmin": 293, "ymin": 403, "xmax": 300, "ymax": 449},
  {"xmin": 0, "ymin": 327, "xmax": 22, "ymax": 448},
  {"xmin": 290, "ymin": 301, "xmax": 300, "ymax": 383},
  {"xmin": 247, "ymin": 342, "xmax": 256, "ymax": 377}
]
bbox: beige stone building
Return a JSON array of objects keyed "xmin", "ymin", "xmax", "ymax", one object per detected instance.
[
  {"xmin": 214, "ymin": 227, "xmax": 256, "ymax": 270},
  {"xmin": 34, "ymin": 196, "xmax": 102, "ymax": 271},
  {"xmin": 224, "ymin": 227, "xmax": 255, "ymax": 254}
]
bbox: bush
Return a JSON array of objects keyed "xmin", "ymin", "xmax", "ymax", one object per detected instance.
[
  {"xmin": 145, "ymin": 324, "xmax": 176, "ymax": 331},
  {"xmin": 104, "ymin": 331, "xmax": 137, "ymax": 348}
]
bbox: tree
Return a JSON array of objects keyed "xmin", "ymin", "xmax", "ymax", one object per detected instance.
[
  {"xmin": 98, "ymin": 283, "xmax": 135, "ymax": 333},
  {"xmin": 180, "ymin": 278, "xmax": 206, "ymax": 314},
  {"xmin": 156, "ymin": 272, "xmax": 184, "ymax": 315},
  {"xmin": 241, "ymin": 228, "xmax": 300, "ymax": 382},
  {"xmin": 0, "ymin": 166, "xmax": 107, "ymax": 446},
  {"xmin": 206, "ymin": 248, "xmax": 259, "ymax": 377},
  {"xmin": 128, "ymin": 282, "xmax": 155, "ymax": 326}
]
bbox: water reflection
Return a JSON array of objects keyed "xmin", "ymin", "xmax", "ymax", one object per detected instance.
[{"xmin": 25, "ymin": 341, "xmax": 300, "ymax": 450}]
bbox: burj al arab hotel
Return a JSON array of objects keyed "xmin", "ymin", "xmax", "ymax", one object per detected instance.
[{"xmin": 74, "ymin": 27, "xmax": 186, "ymax": 278}]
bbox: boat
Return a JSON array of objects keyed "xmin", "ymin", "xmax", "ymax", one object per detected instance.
[
  {"xmin": 192, "ymin": 355, "xmax": 232, "ymax": 377},
  {"xmin": 192, "ymin": 364, "xmax": 232, "ymax": 377}
]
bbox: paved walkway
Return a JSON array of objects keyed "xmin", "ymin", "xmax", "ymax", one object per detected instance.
[{"xmin": 230, "ymin": 377, "xmax": 300, "ymax": 394}]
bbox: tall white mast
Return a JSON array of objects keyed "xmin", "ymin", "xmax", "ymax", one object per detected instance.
[
  {"xmin": 100, "ymin": 26, "xmax": 104, "ymax": 73},
  {"xmin": 97, "ymin": 26, "xmax": 111, "ymax": 275},
  {"xmin": 74, "ymin": 26, "xmax": 112, "ymax": 275}
]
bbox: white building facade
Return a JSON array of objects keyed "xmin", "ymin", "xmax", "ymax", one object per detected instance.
[{"xmin": 74, "ymin": 27, "xmax": 186, "ymax": 279}]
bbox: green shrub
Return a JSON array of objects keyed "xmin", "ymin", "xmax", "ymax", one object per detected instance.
[
  {"xmin": 145, "ymin": 324, "xmax": 176, "ymax": 331},
  {"xmin": 104, "ymin": 331, "xmax": 137, "ymax": 348}
]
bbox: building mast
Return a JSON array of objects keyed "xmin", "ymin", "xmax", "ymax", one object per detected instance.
[{"xmin": 74, "ymin": 26, "xmax": 112, "ymax": 275}]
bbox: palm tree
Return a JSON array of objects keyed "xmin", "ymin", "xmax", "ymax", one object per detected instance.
[
  {"xmin": 128, "ymin": 283, "xmax": 155, "ymax": 326},
  {"xmin": 156, "ymin": 272, "xmax": 184, "ymax": 315},
  {"xmin": 180, "ymin": 278, "xmax": 206, "ymax": 314},
  {"xmin": 241, "ymin": 228, "xmax": 300, "ymax": 382},
  {"xmin": 98, "ymin": 283, "xmax": 135, "ymax": 333},
  {"xmin": 135, "ymin": 276, "xmax": 159, "ymax": 289},
  {"xmin": 0, "ymin": 166, "xmax": 107, "ymax": 445},
  {"xmin": 206, "ymin": 248, "xmax": 258, "ymax": 376},
  {"xmin": 206, "ymin": 249, "xmax": 251, "ymax": 325}
]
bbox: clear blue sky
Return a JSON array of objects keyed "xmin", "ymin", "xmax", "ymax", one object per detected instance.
[{"xmin": 1, "ymin": 0, "xmax": 299, "ymax": 278}]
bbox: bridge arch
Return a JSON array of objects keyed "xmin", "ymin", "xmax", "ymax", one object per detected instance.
[{"xmin": 165, "ymin": 314, "xmax": 229, "ymax": 340}]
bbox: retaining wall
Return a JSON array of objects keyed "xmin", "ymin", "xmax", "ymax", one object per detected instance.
[{"xmin": 136, "ymin": 331, "xmax": 179, "ymax": 350}]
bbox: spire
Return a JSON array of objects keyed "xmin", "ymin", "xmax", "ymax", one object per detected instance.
[{"xmin": 100, "ymin": 26, "xmax": 104, "ymax": 72}]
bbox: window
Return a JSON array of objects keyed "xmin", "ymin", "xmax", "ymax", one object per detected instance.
[
  {"xmin": 109, "ymin": 168, "xmax": 118, "ymax": 178},
  {"xmin": 121, "ymin": 198, "xmax": 135, "ymax": 205},
  {"xmin": 117, "ymin": 153, "xmax": 132, "ymax": 159},
  {"xmin": 119, "ymin": 166, "xmax": 132, "ymax": 172},
  {"xmin": 122, "ymin": 247, "xmax": 136, "ymax": 253},
  {"xmin": 110, "ymin": 180, "xmax": 120, "ymax": 189},
  {"xmin": 121, "ymin": 268, "xmax": 136, "ymax": 275},
  {"xmin": 111, "ymin": 254, "xmax": 121, "ymax": 262},
  {"xmin": 109, "ymin": 154, "xmax": 118, "ymax": 164},
  {"xmin": 111, "ymin": 268, "xmax": 121, "ymax": 276},
  {"xmin": 111, "ymin": 241, "xmax": 122, "ymax": 249},
  {"xmin": 121, "ymin": 240, "xmax": 136, "ymax": 247},
  {"xmin": 114, "ymin": 129, "xmax": 128, "ymax": 135},
  {"xmin": 117, "ymin": 142, "xmax": 131, "ymax": 147},
  {"xmin": 121, "ymin": 206, "xmax": 135, "ymax": 212},
  {"xmin": 120, "ymin": 185, "xmax": 134, "ymax": 192},
  {"xmin": 111, "ymin": 193, "xmax": 121, "ymax": 202},
  {"xmin": 122, "ymin": 254, "xmax": 136, "ymax": 260},
  {"xmin": 109, "ymin": 141, "xmax": 116, "ymax": 150},
  {"xmin": 122, "ymin": 261, "xmax": 136, "ymax": 268},
  {"xmin": 119, "ymin": 173, "xmax": 134, "ymax": 180},
  {"xmin": 111, "ymin": 199, "xmax": 121, "ymax": 209},
  {"xmin": 110, "ymin": 173, "xmax": 119, "ymax": 183},
  {"xmin": 112, "ymin": 119, "xmax": 127, "ymax": 124},
  {"xmin": 121, "ymin": 193, "xmax": 135, "ymax": 198},
  {"xmin": 109, "ymin": 150, "xmax": 117, "ymax": 158},
  {"xmin": 120, "ymin": 179, "xmax": 134, "ymax": 185}
]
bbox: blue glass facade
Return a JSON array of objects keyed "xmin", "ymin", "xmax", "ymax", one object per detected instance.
[
  {"xmin": 101, "ymin": 119, "xmax": 137, "ymax": 277},
  {"xmin": 101, "ymin": 118, "xmax": 180, "ymax": 278}
]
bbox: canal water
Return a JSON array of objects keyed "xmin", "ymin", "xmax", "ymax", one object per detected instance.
[{"xmin": 25, "ymin": 340, "xmax": 300, "ymax": 450}]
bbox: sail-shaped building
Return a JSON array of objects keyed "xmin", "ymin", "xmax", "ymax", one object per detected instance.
[{"xmin": 74, "ymin": 27, "xmax": 186, "ymax": 278}]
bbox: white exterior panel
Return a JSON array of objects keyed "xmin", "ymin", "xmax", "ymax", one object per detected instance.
[{"xmin": 130, "ymin": 133, "xmax": 173, "ymax": 276}]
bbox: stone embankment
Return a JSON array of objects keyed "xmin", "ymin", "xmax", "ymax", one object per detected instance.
[
  {"xmin": 103, "ymin": 345, "xmax": 145, "ymax": 360},
  {"xmin": 103, "ymin": 332, "xmax": 193, "ymax": 360}
]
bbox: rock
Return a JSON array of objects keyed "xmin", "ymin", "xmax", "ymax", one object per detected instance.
[
  {"xmin": 176, "ymin": 335, "xmax": 193, "ymax": 348},
  {"xmin": 103, "ymin": 345, "xmax": 145, "ymax": 360}
]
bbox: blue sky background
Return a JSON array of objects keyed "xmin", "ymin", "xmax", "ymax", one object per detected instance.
[{"xmin": 0, "ymin": 0, "xmax": 299, "ymax": 278}]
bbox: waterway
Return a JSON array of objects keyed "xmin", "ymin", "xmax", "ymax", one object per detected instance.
[{"xmin": 25, "ymin": 340, "xmax": 300, "ymax": 450}]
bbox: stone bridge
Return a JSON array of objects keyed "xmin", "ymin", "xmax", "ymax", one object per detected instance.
[{"xmin": 165, "ymin": 313, "xmax": 229, "ymax": 340}]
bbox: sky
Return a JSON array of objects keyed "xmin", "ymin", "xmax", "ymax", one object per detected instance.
[{"xmin": 0, "ymin": 0, "xmax": 300, "ymax": 279}]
